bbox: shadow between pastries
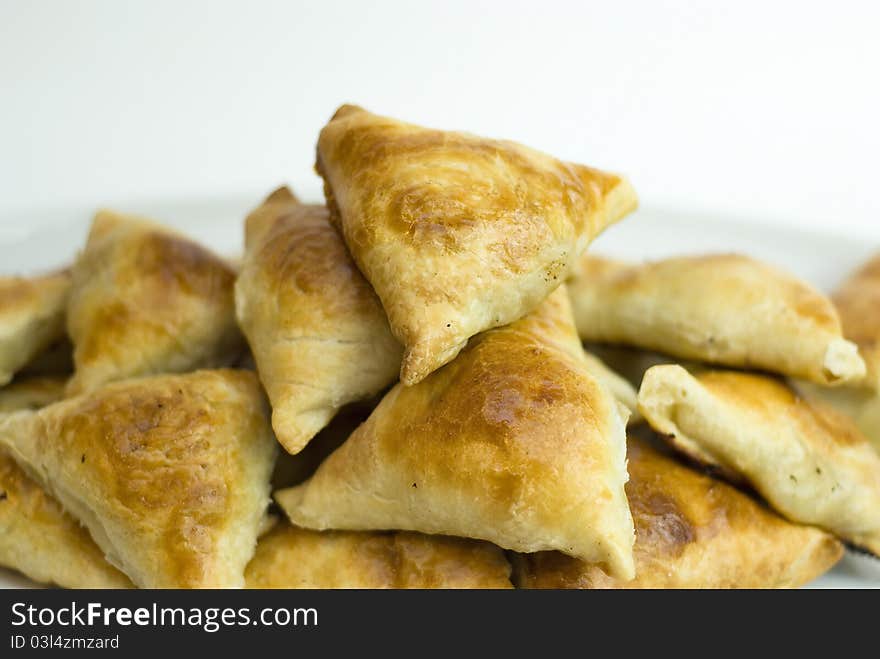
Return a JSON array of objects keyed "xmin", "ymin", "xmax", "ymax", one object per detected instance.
[
  {"xmin": 0, "ymin": 270, "xmax": 70, "ymax": 386},
  {"xmin": 638, "ymin": 365, "xmax": 880, "ymax": 555},
  {"xmin": 0, "ymin": 377, "xmax": 132, "ymax": 588},
  {"xmin": 66, "ymin": 210, "xmax": 242, "ymax": 395},
  {"xmin": 316, "ymin": 104, "xmax": 638, "ymax": 385},
  {"xmin": 276, "ymin": 287, "xmax": 636, "ymax": 580},
  {"xmin": 0, "ymin": 369, "xmax": 277, "ymax": 588},
  {"xmin": 511, "ymin": 436, "xmax": 843, "ymax": 588},
  {"xmin": 568, "ymin": 254, "xmax": 865, "ymax": 386},
  {"xmin": 270, "ymin": 399, "xmax": 378, "ymax": 491},
  {"xmin": 235, "ymin": 186, "xmax": 402, "ymax": 455},
  {"xmin": 246, "ymin": 523, "xmax": 512, "ymax": 589}
]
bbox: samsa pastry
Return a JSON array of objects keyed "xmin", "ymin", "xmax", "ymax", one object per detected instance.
[
  {"xmin": 638, "ymin": 365, "xmax": 880, "ymax": 554},
  {"xmin": 792, "ymin": 253, "xmax": 880, "ymax": 449},
  {"xmin": 316, "ymin": 104, "xmax": 638, "ymax": 385},
  {"xmin": 511, "ymin": 436, "xmax": 843, "ymax": 588},
  {"xmin": 0, "ymin": 377, "xmax": 131, "ymax": 588},
  {"xmin": 794, "ymin": 383, "xmax": 880, "ymax": 454},
  {"xmin": 581, "ymin": 348, "xmax": 640, "ymax": 424},
  {"xmin": 246, "ymin": 524, "xmax": 512, "ymax": 589},
  {"xmin": 235, "ymin": 186, "xmax": 402, "ymax": 454},
  {"xmin": 0, "ymin": 370, "xmax": 277, "ymax": 588},
  {"xmin": 0, "ymin": 270, "xmax": 70, "ymax": 386},
  {"xmin": 832, "ymin": 252, "xmax": 880, "ymax": 390},
  {"xmin": 568, "ymin": 254, "xmax": 865, "ymax": 386},
  {"xmin": 66, "ymin": 211, "xmax": 241, "ymax": 395},
  {"xmin": 277, "ymin": 287, "xmax": 636, "ymax": 580}
]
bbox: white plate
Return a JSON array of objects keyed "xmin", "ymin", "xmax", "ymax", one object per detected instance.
[{"xmin": 1, "ymin": 197, "xmax": 879, "ymax": 589}]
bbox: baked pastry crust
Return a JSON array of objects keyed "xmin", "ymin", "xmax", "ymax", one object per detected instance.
[
  {"xmin": 778, "ymin": 252, "xmax": 880, "ymax": 452},
  {"xmin": 568, "ymin": 254, "xmax": 865, "ymax": 385},
  {"xmin": 638, "ymin": 365, "xmax": 880, "ymax": 554},
  {"xmin": 316, "ymin": 105, "xmax": 638, "ymax": 385},
  {"xmin": 235, "ymin": 187, "xmax": 402, "ymax": 454},
  {"xmin": 0, "ymin": 369, "xmax": 277, "ymax": 588},
  {"xmin": 245, "ymin": 524, "xmax": 512, "ymax": 589},
  {"xmin": 0, "ymin": 377, "xmax": 131, "ymax": 588},
  {"xmin": 66, "ymin": 210, "xmax": 242, "ymax": 395},
  {"xmin": 0, "ymin": 270, "xmax": 70, "ymax": 386},
  {"xmin": 582, "ymin": 348, "xmax": 640, "ymax": 423},
  {"xmin": 276, "ymin": 287, "xmax": 636, "ymax": 580},
  {"xmin": 511, "ymin": 436, "xmax": 843, "ymax": 588},
  {"xmin": 832, "ymin": 252, "xmax": 880, "ymax": 389},
  {"xmin": 794, "ymin": 382, "xmax": 880, "ymax": 453}
]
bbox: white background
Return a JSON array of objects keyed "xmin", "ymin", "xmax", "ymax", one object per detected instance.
[{"xmin": 1, "ymin": 0, "xmax": 879, "ymax": 241}]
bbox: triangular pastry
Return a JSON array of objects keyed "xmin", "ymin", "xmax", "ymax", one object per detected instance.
[
  {"xmin": 568, "ymin": 254, "xmax": 865, "ymax": 385},
  {"xmin": 276, "ymin": 287, "xmax": 636, "ymax": 580},
  {"xmin": 0, "ymin": 270, "xmax": 70, "ymax": 386},
  {"xmin": 638, "ymin": 365, "xmax": 880, "ymax": 554},
  {"xmin": 235, "ymin": 187, "xmax": 402, "ymax": 454},
  {"xmin": 832, "ymin": 252, "xmax": 880, "ymax": 390},
  {"xmin": 245, "ymin": 524, "xmax": 512, "ymax": 589},
  {"xmin": 316, "ymin": 104, "xmax": 638, "ymax": 385},
  {"xmin": 0, "ymin": 377, "xmax": 131, "ymax": 588},
  {"xmin": 511, "ymin": 436, "xmax": 843, "ymax": 588},
  {"xmin": 0, "ymin": 369, "xmax": 277, "ymax": 588},
  {"xmin": 66, "ymin": 211, "xmax": 242, "ymax": 395}
]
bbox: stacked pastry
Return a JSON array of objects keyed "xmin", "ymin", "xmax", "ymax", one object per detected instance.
[{"xmin": 0, "ymin": 105, "xmax": 875, "ymax": 589}]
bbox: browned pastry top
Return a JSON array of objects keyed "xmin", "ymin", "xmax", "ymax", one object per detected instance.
[{"xmin": 513, "ymin": 437, "xmax": 843, "ymax": 588}]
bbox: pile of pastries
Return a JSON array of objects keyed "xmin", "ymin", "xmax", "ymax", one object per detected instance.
[{"xmin": 1, "ymin": 105, "xmax": 878, "ymax": 589}]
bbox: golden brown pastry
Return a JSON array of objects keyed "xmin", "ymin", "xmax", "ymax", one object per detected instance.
[
  {"xmin": 66, "ymin": 210, "xmax": 242, "ymax": 395},
  {"xmin": 277, "ymin": 287, "xmax": 636, "ymax": 580},
  {"xmin": 0, "ymin": 369, "xmax": 277, "ymax": 588},
  {"xmin": 568, "ymin": 254, "xmax": 865, "ymax": 386},
  {"xmin": 0, "ymin": 455, "xmax": 134, "ymax": 589},
  {"xmin": 246, "ymin": 524, "xmax": 512, "ymax": 589},
  {"xmin": 512, "ymin": 436, "xmax": 843, "ymax": 588},
  {"xmin": 0, "ymin": 270, "xmax": 70, "ymax": 386},
  {"xmin": 832, "ymin": 253, "xmax": 880, "ymax": 390},
  {"xmin": 0, "ymin": 377, "xmax": 131, "ymax": 588},
  {"xmin": 794, "ymin": 382, "xmax": 880, "ymax": 453},
  {"xmin": 581, "ymin": 348, "xmax": 640, "ymax": 423},
  {"xmin": 792, "ymin": 254, "xmax": 880, "ymax": 449},
  {"xmin": 317, "ymin": 104, "xmax": 638, "ymax": 385},
  {"xmin": 235, "ymin": 187, "xmax": 402, "ymax": 454},
  {"xmin": 257, "ymin": 514, "xmax": 280, "ymax": 539},
  {"xmin": 638, "ymin": 365, "xmax": 880, "ymax": 554}
]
